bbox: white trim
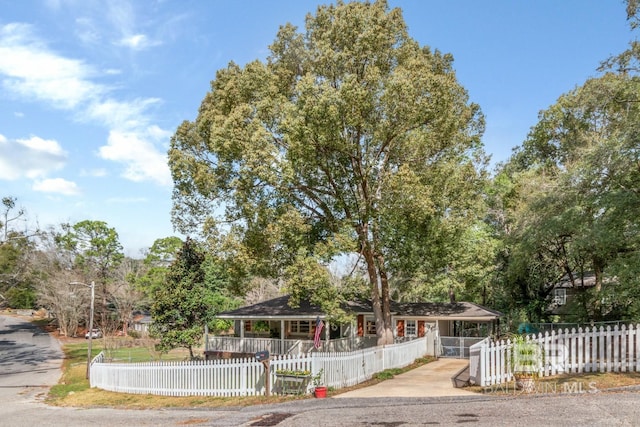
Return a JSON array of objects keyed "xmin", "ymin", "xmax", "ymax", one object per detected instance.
[
  {"xmin": 553, "ymin": 288, "xmax": 567, "ymax": 305},
  {"xmin": 405, "ymin": 319, "xmax": 417, "ymax": 337},
  {"xmin": 364, "ymin": 316, "xmax": 376, "ymax": 336}
]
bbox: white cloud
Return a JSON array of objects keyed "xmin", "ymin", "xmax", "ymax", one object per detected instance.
[
  {"xmin": 107, "ymin": 0, "xmax": 136, "ymax": 34},
  {"xmin": 80, "ymin": 168, "xmax": 108, "ymax": 177},
  {"xmin": 75, "ymin": 17, "xmax": 101, "ymax": 45},
  {"xmin": 14, "ymin": 111, "xmax": 24, "ymax": 118},
  {"xmin": 0, "ymin": 134, "xmax": 68, "ymax": 180},
  {"xmin": 0, "ymin": 21, "xmax": 171, "ymax": 187},
  {"xmin": 99, "ymin": 129, "xmax": 171, "ymax": 186},
  {"xmin": 84, "ymin": 97, "xmax": 161, "ymax": 130},
  {"xmin": 0, "ymin": 23, "xmax": 102, "ymax": 109},
  {"xmin": 32, "ymin": 178, "xmax": 81, "ymax": 195},
  {"xmin": 117, "ymin": 33, "xmax": 160, "ymax": 50},
  {"xmin": 19, "ymin": 135, "xmax": 66, "ymax": 156}
]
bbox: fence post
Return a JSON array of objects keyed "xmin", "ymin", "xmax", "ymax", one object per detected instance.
[{"xmin": 620, "ymin": 325, "xmax": 629, "ymax": 372}]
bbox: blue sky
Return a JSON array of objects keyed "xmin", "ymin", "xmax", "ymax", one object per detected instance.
[{"xmin": 0, "ymin": 0, "xmax": 633, "ymax": 256}]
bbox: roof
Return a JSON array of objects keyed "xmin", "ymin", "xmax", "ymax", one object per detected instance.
[
  {"xmin": 217, "ymin": 295, "xmax": 502, "ymax": 321},
  {"xmin": 132, "ymin": 314, "xmax": 152, "ymax": 324},
  {"xmin": 392, "ymin": 301, "xmax": 503, "ymax": 321},
  {"xmin": 553, "ymin": 273, "xmax": 598, "ymax": 289},
  {"xmin": 217, "ymin": 295, "xmax": 326, "ymax": 320}
]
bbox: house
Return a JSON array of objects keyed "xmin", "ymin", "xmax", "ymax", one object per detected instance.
[
  {"xmin": 547, "ymin": 272, "xmax": 617, "ymax": 320},
  {"xmin": 208, "ymin": 295, "xmax": 502, "ymax": 358},
  {"xmin": 130, "ymin": 311, "xmax": 152, "ymax": 335}
]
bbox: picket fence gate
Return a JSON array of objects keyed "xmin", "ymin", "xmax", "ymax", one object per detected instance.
[
  {"xmin": 470, "ymin": 324, "xmax": 640, "ymax": 387},
  {"xmin": 90, "ymin": 334, "xmax": 432, "ymax": 397}
]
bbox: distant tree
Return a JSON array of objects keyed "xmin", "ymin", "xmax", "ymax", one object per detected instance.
[
  {"xmin": 108, "ymin": 257, "xmax": 146, "ymax": 336},
  {"xmin": 33, "ymin": 230, "xmax": 87, "ymax": 336},
  {"xmin": 1, "ymin": 196, "xmax": 24, "ymax": 242},
  {"xmin": 56, "ymin": 220, "xmax": 124, "ymax": 325},
  {"xmin": 169, "ymin": 0, "xmax": 486, "ymax": 344},
  {"xmin": 0, "ymin": 197, "xmax": 37, "ymax": 308},
  {"xmin": 131, "ymin": 236, "xmax": 183, "ymax": 304}
]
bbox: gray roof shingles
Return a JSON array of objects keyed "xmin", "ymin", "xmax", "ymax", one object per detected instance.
[{"xmin": 218, "ymin": 295, "xmax": 502, "ymax": 320}]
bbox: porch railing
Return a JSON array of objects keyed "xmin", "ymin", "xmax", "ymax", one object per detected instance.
[
  {"xmin": 206, "ymin": 335, "xmax": 385, "ymax": 355},
  {"xmin": 439, "ymin": 336, "xmax": 486, "ymax": 358}
]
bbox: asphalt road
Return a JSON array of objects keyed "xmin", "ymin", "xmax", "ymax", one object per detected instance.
[{"xmin": 2, "ymin": 314, "xmax": 640, "ymax": 426}]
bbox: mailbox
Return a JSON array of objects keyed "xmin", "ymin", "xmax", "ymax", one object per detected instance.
[{"xmin": 255, "ymin": 350, "xmax": 269, "ymax": 361}]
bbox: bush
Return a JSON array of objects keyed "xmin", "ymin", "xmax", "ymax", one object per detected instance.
[{"xmin": 127, "ymin": 330, "xmax": 141, "ymax": 339}]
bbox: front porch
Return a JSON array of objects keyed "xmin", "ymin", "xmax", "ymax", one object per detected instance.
[
  {"xmin": 205, "ymin": 334, "xmax": 379, "ymax": 357},
  {"xmin": 210, "ymin": 295, "xmax": 502, "ymax": 359}
]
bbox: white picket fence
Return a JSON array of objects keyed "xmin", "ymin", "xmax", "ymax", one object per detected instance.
[
  {"xmin": 90, "ymin": 334, "xmax": 433, "ymax": 396},
  {"xmin": 470, "ymin": 324, "xmax": 640, "ymax": 387}
]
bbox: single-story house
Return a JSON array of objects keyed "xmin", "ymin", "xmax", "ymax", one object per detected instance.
[
  {"xmin": 130, "ymin": 312, "xmax": 152, "ymax": 335},
  {"xmin": 209, "ymin": 295, "xmax": 502, "ymax": 357}
]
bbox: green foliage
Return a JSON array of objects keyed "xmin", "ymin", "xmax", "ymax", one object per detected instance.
[
  {"xmin": 311, "ymin": 368, "xmax": 324, "ymax": 386},
  {"xmin": 0, "ymin": 197, "xmax": 36, "ymax": 307},
  {"xmin": 130, "ymin": 236, "xmax": 183, "ymax": 303},
  {"xmin": 169, "ymin": 0, "xmax": 486, "ymax": 342},
  {"xmin": 5, "ymin": 284, "xmax": 36, "ymax": 308},
  {"xmin": 150, "ymin": 238, "xmax": 239, "ymax": 357},
  {"xmin": 509, "ymin": 335, "xmax": 543, "ymax": 377},
  {"xmin": 57, "ymin": 220, "xmax": 124, "ymax": 277},
  {"xmin": 498, "ymin": 66, "xmax": 640, "ymax": 322},
  {"xmin": 127, "ymin": 330, "xmax": 141, "ymax": 339},
  {"xmin": 373, "ymin": 367, "xmax": 403, "ymax": 380},
  {"xmin": 276, "ymin": 369, "xmax": 310, "ymax": 377}
]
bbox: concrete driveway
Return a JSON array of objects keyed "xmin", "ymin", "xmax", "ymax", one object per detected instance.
[{"xmin": 334, "ymin": 358, "xmax": 476, "ymax": 398}]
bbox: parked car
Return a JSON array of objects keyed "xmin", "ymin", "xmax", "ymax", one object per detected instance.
[{"xmin": 85, "ymin": 329, "xmax": 102, "ymax": 339}]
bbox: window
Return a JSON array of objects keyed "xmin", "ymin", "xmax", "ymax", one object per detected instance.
[
  {"xmin": 365, "ymin": 317, "xmax": 376, "ymax": 335},
  {"xmin": 290, "ymin": 320, "xmax": 311, "ymax": 334},
  {"xmin": 246, "ymin": 320, "xmax": 269, "ymax": 333},
  {"xmin": 553, "ymin": 288, "xmax": 566, "ymax": 305},
  {"xmin": 405, "ymin": 320, "xmax": 417, "ymax": 337}
]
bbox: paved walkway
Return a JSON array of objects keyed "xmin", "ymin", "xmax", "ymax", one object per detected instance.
[{"xmin": 334, "ymin": 358, "xmax": 476, "ymax": 398}]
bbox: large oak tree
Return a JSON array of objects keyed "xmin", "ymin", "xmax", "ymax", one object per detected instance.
[{"xmin": 169, "ymin": 0, "xmax": 485, "ymax": 344}]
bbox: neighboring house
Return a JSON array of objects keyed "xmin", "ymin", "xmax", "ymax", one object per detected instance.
[
  {"xmin": 210, "ymin": 295, "xmax": 502, "ymax": 357},
  {"xmin": 547, "ymin": 272, "xmax": 620, "ymax": 321},
  {"xmin": 547, "ymin": 273, "xmax": 598, "ymax": 317},
  {"xmin": 130, "ymin": 312, "xmax": 152, "ymax": 335}
]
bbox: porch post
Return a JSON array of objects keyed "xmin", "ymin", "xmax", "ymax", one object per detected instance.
[
  {"xmin": 240, "ymin": 320, "xmax": 245, "ymax": 338},
  {"xmin": 281, "ymin": 319, "xmax": 285, "ymax": 351},
  {"xmin": 325, "ymin": 320, "xmax": 329, "ymax": 343}
]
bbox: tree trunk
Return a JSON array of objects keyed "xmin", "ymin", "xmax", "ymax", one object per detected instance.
[
  {"xmin": 375, "ymin": 252, "xmax": 394, "ymax": 345},
  {"xmin": 359, "ymin": 225, "xmax": 394, "ymax": 346},
  {"xmin": 593, "ymin": 257, "xmax": 603, "ymax": 293}
]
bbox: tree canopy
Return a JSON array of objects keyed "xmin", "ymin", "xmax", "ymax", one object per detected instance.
[
  {"xmin": 169, "ymin": 0, "xmax": 486, "ymax": 343},
  {"xmin": 498, "ymin": 70, "xmax": 640, "ymax": 321}
]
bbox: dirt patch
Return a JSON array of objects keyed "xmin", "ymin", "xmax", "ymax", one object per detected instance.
[
  {"xmin": 176, "ymin": 419, "xmax": 211, "ymax": 425},
  {"xmin": 249, "ymin": 413, "xmax": 294, "ymax": 426}
]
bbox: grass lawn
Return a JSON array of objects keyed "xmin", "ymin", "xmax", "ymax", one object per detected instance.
[{"xmin": 466, "ymin": 371, "xmax": 640, "ymax": 395}]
